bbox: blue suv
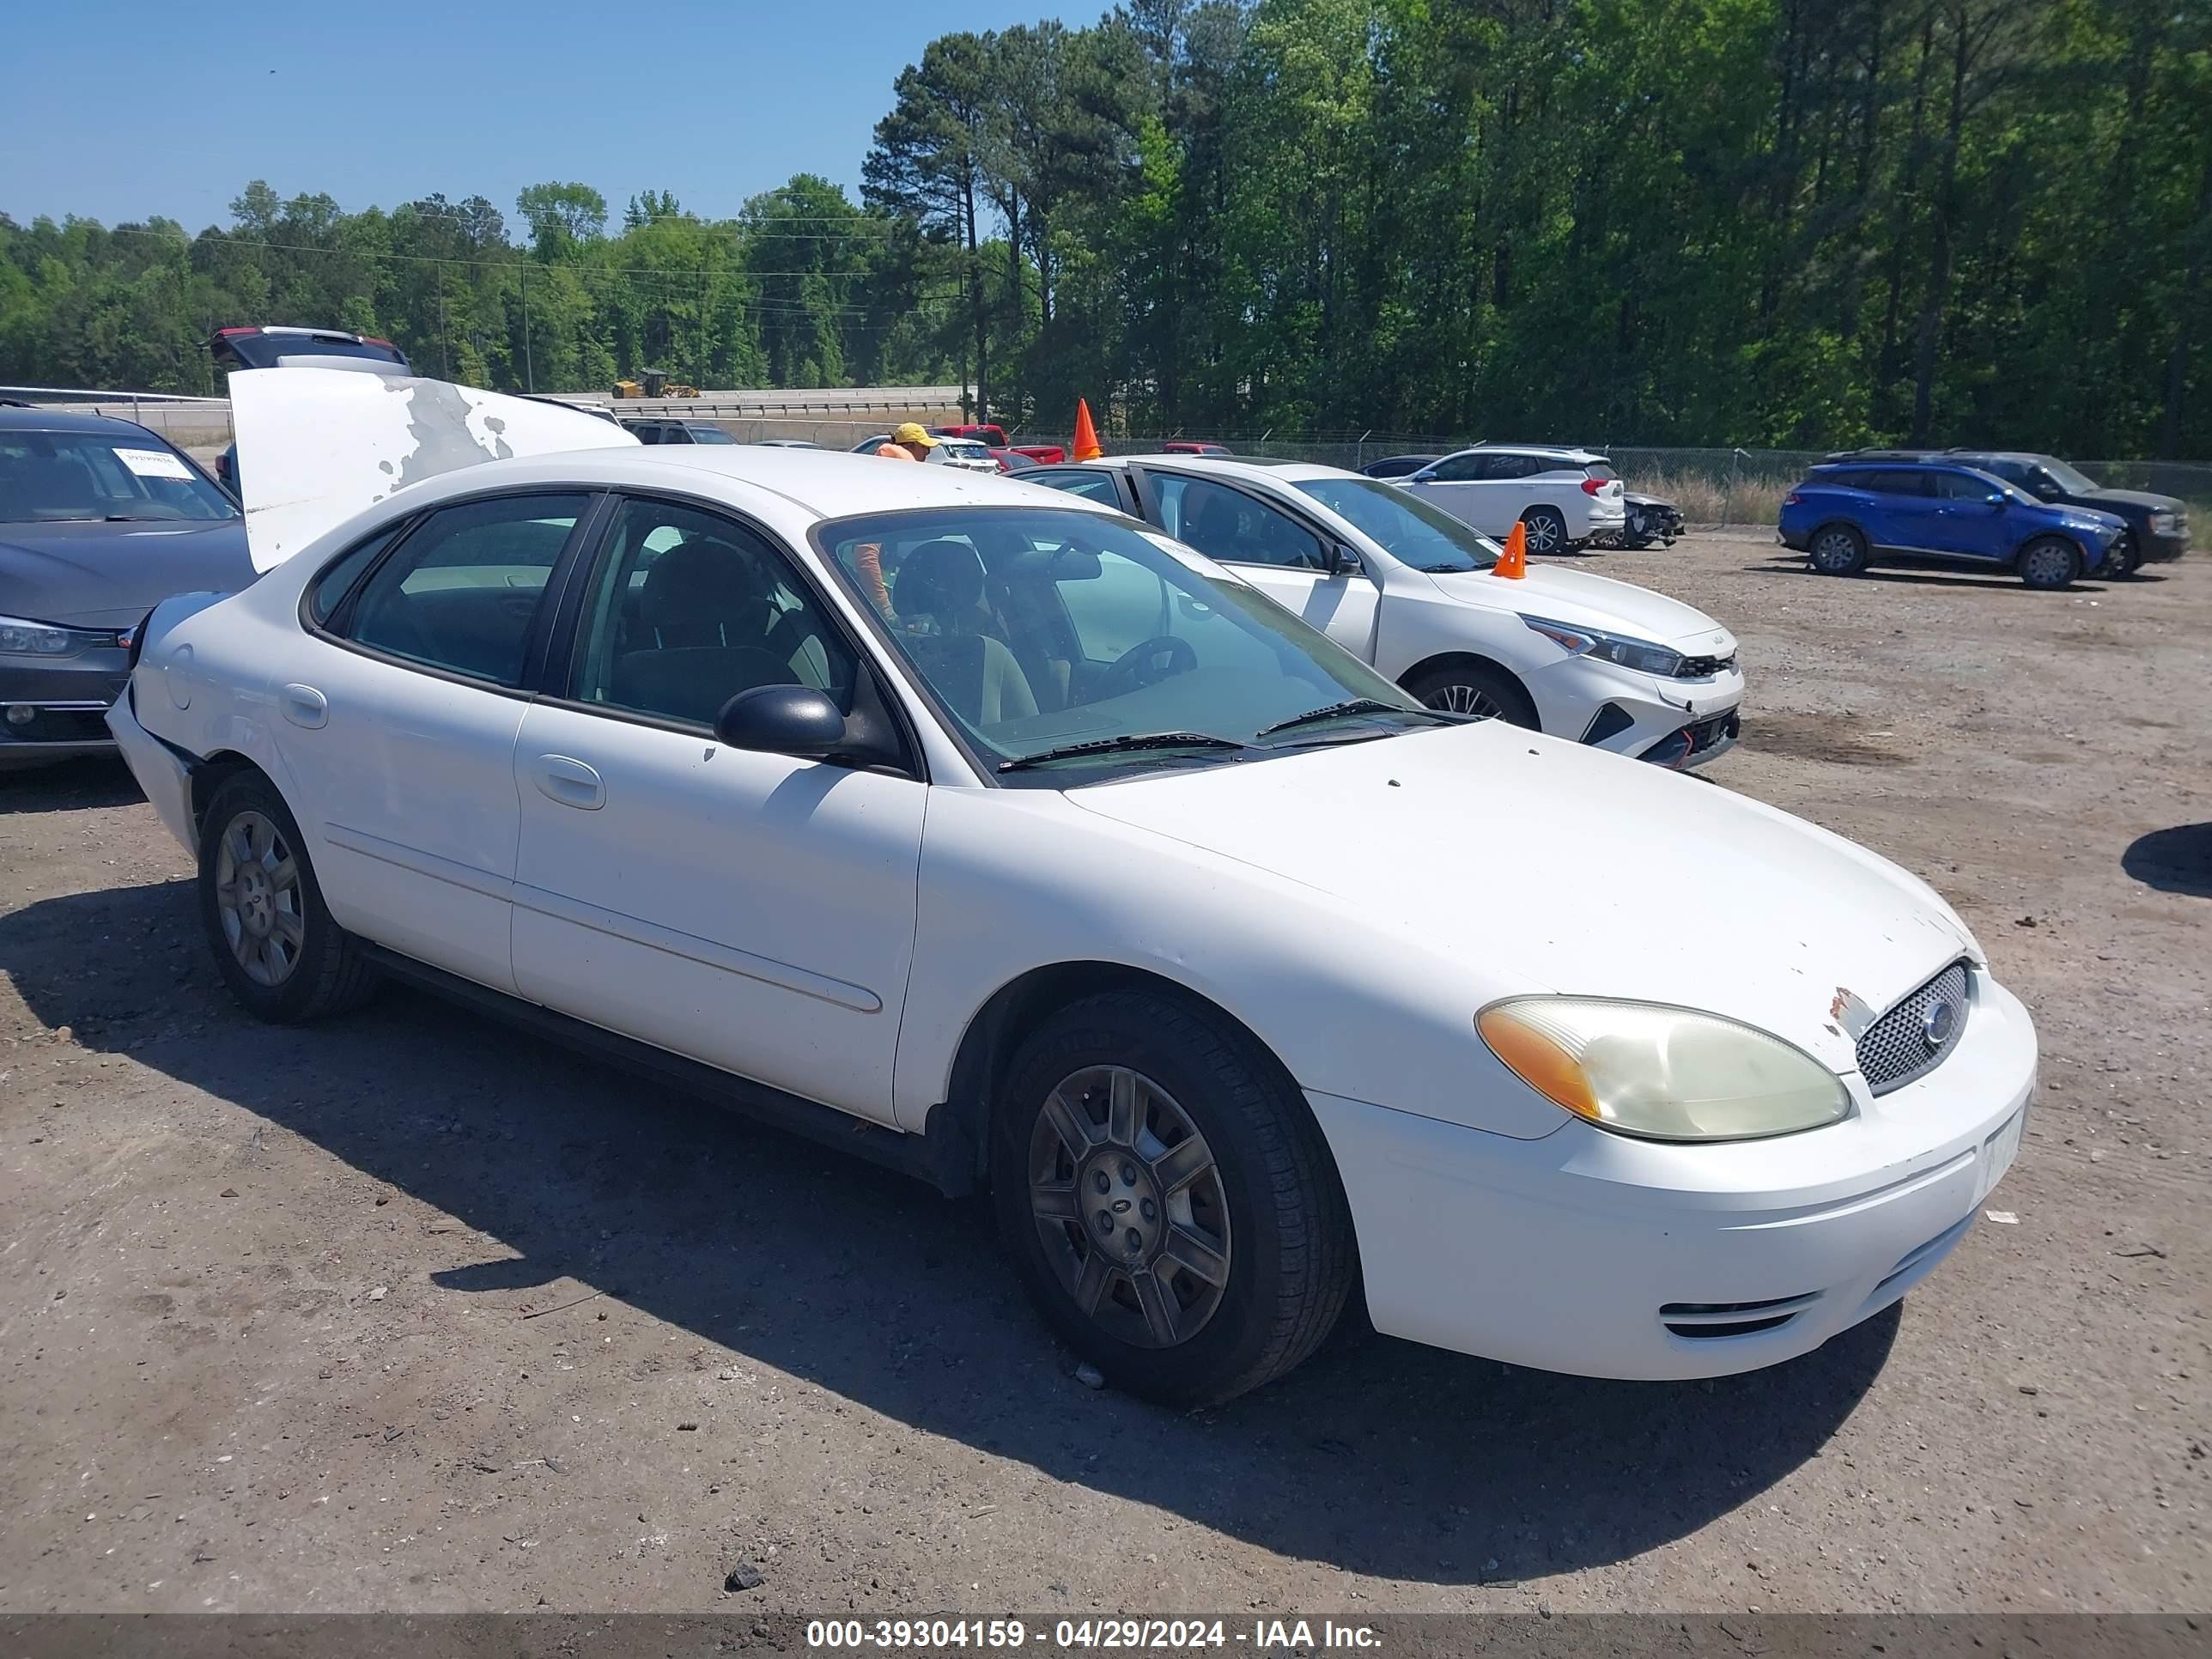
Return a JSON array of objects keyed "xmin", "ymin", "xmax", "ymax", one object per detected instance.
[{"xmin": 1778, "ymin": 460, "xmax": 2127, "ymax": 589}]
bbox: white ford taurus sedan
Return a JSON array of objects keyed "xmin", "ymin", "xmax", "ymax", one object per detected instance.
[{"xmin": 108, "ymin": 434, "xmax": 2034, "ymax": 1405}]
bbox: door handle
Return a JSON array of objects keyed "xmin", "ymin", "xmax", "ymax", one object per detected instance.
[
  {"xmin": 280, "ymin": 684, "xmax": 327, "ymax": 729},
  {"xmin": 532, "ymin": 754, "xmax": 605, "ymax": 811}
]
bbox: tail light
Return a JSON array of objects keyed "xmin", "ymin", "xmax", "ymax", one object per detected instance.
[
  {"xmin": 216, "ymin": 326, "xmax": 257, "ymax": 337},
  {"xmin": 1581, "ymin": 477, "xmax": 1605, "ymax": 495},
  {"xmin": 1784, "ymin": 492, "xmax": 1802, "ymax": 506}
]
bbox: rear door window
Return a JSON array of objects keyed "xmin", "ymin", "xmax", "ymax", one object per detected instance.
[
  {"xmin": 343, "ymin": 493, "xmax": 588, "ymax": 686},
  {"xmin": 1866, "ymin": 471, "xmax": 1933, "ymax": 497}
]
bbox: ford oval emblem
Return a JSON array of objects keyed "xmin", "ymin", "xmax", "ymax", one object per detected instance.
[{"xmin": 1923, "ymin": 1000, "xmax": 1957, "ymax": 1050}]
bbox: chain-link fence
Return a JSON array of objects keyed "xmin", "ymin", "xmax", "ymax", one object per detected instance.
[{"xmin": 23, "ymin": 388, "xmax": 2211, "ymax": 529}]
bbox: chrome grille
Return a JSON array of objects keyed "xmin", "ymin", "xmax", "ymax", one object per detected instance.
[
  {"xmin": 1856, "ymin": 961, "xmax": 1970, "ymax": 1096},
  {"xmin": 1675, "ymin": 653, "xmax": 1736, "ymax": 679}
]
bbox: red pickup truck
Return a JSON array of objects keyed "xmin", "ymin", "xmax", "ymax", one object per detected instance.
[{"xmin": 932, "ymin": 424, "xmax": 1066, "ymax": 466}]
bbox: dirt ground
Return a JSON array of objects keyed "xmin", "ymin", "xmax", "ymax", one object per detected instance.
[{"xmin": 0, "ymin": 530, "xmax": 2205, "ymax": 1619}]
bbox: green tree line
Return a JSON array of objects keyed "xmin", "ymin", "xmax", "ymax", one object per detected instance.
[{"xmin": 5, "ymin": 0, "xmax": 2209, "ymax": 457}]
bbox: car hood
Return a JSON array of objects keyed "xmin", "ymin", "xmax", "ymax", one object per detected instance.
[
  {"xmin": 2076, "ymin": 487, "xmax": 2182, "ymax": 514},
  {"xmin": 1426, "ymin": 563, "xmax": 1735, "ymax": 653},
  {"xmin": 1068, "ymin": 727, "xmax": 1975, "ymax": 1075},
  {"xmin": 0, "ymin": 520, "xmax": 257, "ymax": 629}
]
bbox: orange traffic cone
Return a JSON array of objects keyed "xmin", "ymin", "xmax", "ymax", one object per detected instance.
[
  {"xmin": 1493, "ymin": 519, "xmax": 1528, "ymax": 579},
  {"xmin": 1072, "ymin": 398, "xmax": 1103, "ymax": 462}
]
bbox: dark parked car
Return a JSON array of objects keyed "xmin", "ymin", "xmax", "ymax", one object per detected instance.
[
  {"xmin": 1362, "ymin": 453, "xmax": 1440, "ymax": 479},
  {"xmin": 0, "ymin": 407, "xmax": 254, "ymax": 769},
  {"xmin": 209, "ymin": 325, "xmax": 411, "ymax": 374},
  {"xmin": 1616, "ymin": 492, "xmax": 1684, "ymax": 549},
  {"xmin": 1779, "ymin": 459, "xmax": 2125, "ymax": 589},
  {"xmin": 1826, "ymin": 448, "xmax": 2188, "ymax": 578},
  {"xmin": 621, "ymin": 419, "xmax": 738, "ymax": 445}
]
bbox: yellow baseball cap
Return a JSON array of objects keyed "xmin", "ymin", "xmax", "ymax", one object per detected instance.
[{"xmin": 891, "ymin": 422, "xmax": 939, "ymax": 448}]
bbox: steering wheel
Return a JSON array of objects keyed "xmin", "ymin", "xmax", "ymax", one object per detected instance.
[{"xmin": 1097, "ymin": 635, "xmax": 1198, "ymax": 698}]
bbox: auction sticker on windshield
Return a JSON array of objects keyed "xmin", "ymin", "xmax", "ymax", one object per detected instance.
[{"xmin": 113, "ymin": 447, "xmax": 195, "ymax": 480}]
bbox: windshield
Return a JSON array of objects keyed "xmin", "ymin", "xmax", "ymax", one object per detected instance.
[
  {"xmin": 2038, "ymin": 457, "xmax": 2100, "ymax": 494},
  {"xmin": 1291, "ymin": 476, "xmax": 1500, "ymax": 573},
  {"xmin": 935, "ymin": 441, "xmax": 994, "ymax": 464},
  {"xmin": 0, "ymin": 430, "xmax": 239, "ymax": 523},
  {"xmin": 687, "ymin": 426, "xmax": 738, "ymax": 445},
  {"xmin": 817, "ymin": 507, "xmax": 1430, "ymax": 779}
]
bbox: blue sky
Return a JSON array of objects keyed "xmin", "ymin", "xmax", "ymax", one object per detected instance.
[{"xmin": 12, "ymin": 0, "xmax": 1088, "ymax": 231}]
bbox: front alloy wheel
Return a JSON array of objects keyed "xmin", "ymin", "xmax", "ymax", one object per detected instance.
[
  {"xmin": 992, "ymin": 990, "xmax": 1355, "ymax": 1405},
  {"xmin": 1029, "ymin": 1065, "xmax": 1231, "ymax": 1349}
]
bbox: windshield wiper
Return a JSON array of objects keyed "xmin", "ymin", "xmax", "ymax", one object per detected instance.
[
  {"xmin": 998, "ymin": 731, "xmax": 1251, "ymax": 773},
  {"xmin": 1255, "ymin": 699, "xmax": 1449, "ymax": 738}
]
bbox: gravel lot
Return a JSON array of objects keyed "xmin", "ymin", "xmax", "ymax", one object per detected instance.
[{"xmin": 1, "ymin": 531, "xmax": 2205, "ymax": 1618}]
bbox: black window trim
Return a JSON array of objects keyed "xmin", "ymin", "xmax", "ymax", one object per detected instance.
[
  {"xmin": 1124, "ymin": 464, "xmax": 1336, "ymax": 573},
  {"xmin": 300, "ymin": 485, "xmax": 614, "ymax": 702},
  {"xmin": 534, "ymin": 486, "xmax": 929, "ymax": 782}
]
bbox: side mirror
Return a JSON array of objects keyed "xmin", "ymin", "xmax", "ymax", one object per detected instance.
[
  {"xmin": 1332, "ymin": 543, "xmax": 1367, "ymax": 577},
  {"xmin": 1985, "ymin": 490, "xmax": 2008, "ymax": 507},
  {"xmin": 713, "ymin": 683, "xmax": 904, "ymax": 771}
]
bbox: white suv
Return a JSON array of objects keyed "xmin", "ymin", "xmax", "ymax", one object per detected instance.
[
  {"xmin": 1024, "ymin": 455, "xmax": 1744, "ymax": 768},
  {"xmin": 1399, "ymin": 445, "xmax": 1627, "ymax": 553}
]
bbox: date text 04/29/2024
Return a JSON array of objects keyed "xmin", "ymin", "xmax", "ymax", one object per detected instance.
[{"xmin": 805, "ymin": 1619, "xmax": 1383, "ymax": 1650}]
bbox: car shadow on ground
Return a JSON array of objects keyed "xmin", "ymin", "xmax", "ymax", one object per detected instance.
[
  {"xmin": 0, "ymin": 875, "xmax": 1897, "ymax": 1586},
  {"xmin": 0, "ymin": 756, "xmax": 145, "ymax": 815},
  {"xmin": 2123, "ymin": 823, "xmax": 2212, "ymax": 899},
  {"xmin": 1743, "ymin": 553, "xmax": 2112, "ymax": 595}
]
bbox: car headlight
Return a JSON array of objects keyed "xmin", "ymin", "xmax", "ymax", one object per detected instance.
[
  {"xmin": 1520, "ymin": 614, "xmax": 1685, "ymax": 678},
  {"xmin": 0, "ymin": 616, "xmax": 80, "ymax": 657},
  {"xmin": 1477, "ymin": 997, "xmax": 1852, "ymax": 1142},
  {"xmin": 2149, "ymin": 510, "xmax": 2178, "ymax": 533}
]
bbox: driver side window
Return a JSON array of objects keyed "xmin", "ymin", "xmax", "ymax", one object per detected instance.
[
  {"xmin": 1152, "ymin": 477, "xmax": 1326, "ymax": 569},
  {"xmin": 568, "ymin": 498, "xmax": 854, "ymax": 729}
]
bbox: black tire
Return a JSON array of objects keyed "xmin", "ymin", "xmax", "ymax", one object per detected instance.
[
  {"xmin": 1407, "ymin": 660, "xmax": 1538, "ymax": 728},
  {"xmin": 2016, "ymin": 534, "xmax": 2083, "ymax": 591},
  {"xmin": 1519, "ymin": 506, "xmax": 1570, "ymax": 556},
  {"xmin": 197, "ymin": 768, "xmax": 379, "ymax": 1023},
  {"xmin": 1807, "ymin": 522, "xmax": 1869, "ymax": 577},
  {"xmin": 2103, "ymin": 531, "xmax": 2141, "ymax": 580},
  {"xmin": 990, "ymin": 989, "xmax": 1356, "ymax": 1407}
]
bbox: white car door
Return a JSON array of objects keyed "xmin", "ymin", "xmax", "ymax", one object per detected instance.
[
  {"xmin": 1139, "ymin": 471, "xmax": 1382, "ymax": 663},
  {"xmin": 507, "ymin": 494, "xmax": 924, "ymax": 1125},
  {"xmin": 271, "ymin": 490, "xmax": 597, "ymax": 994},
  {"xmin": 1402, "ymin": 451, "xmax": 1509, "ymax": 534}
]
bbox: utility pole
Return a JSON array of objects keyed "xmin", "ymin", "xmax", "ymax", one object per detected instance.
[
  {"xmin": 438, "ymin": 266, "xmax": 451, "ymax": 380},
  {"xmin": 521, "ymin": 264, "xmax": 535, "ymax": 393}
]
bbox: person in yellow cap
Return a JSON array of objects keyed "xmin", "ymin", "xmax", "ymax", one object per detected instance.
[{"xmin": 876, "ymin": 422, "xmax": 939, "ymax": 462}]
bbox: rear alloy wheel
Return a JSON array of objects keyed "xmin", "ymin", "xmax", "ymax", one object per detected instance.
[
  {"xmin": 991, "ymin": 990, "xmax": 1355, "ymax": 1406},
  {"xmin": 1408, "ymin": 661, "xmax": 1537, "ymax": 729},
  {"xmin": 198, "ymin": 769, "xmax": 379, "ymax": 1023},
  {"xmin": 1808, "ymin": 524, "xmax": 1869, "ymax": 576},
  {"xmin": 2016, "ymin": 535, "xmax": 2082, "ymax": 591},
  {"xmin": 1519, "ymin": 506, "xmax": 1569, "ymax": 556}
]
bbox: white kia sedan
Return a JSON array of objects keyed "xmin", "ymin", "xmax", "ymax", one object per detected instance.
[
  {"xmin": 109, "ymin": 441, "xmax": 2033, "ymax": 1405},
  {"xmin": 1024, "ymin": 455, "xmax": 1743, "ymax": 767}
]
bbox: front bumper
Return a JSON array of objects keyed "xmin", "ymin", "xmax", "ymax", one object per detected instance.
[
  {"xmin": 1, "ymin": 650, "xmax": 129, "ymax": 769},
  {"xmin": 2137, "ymin": 526, "xmax": 2190, "ymax": 563},
  {"xmin": 1309, "ymin": 970, "xmax": 2035, "ymax": 1380},
  {"xmin": 1527, "ymin": 653, "xmax": 1747, "ymax": 771}
]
